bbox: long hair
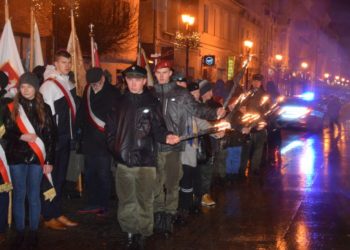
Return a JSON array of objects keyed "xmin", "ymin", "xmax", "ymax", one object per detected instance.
[{"xmin": 11, "ymin": 91, "xmax": 47, "ymax": 129}]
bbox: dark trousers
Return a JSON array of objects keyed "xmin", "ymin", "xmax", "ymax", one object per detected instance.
[
  {"xmin": 200, "ymin": 156, "xmax": 214, "ymax": 194},
  {"xmin": 42, "ymin": 135, "xmax": 71, "ymax": 220},
  {"xmin": 240, "ymin": 130, "xmax": 267, "ymax": 175},
  {"xmin": 84, "ymin": 154, "xmax": 112, "ymax": 210},
  {"xmin": 179, "ymin": 165, "xmax": 201, "ymax": 211},
  {"xmin": 0, "ymin": 191, "xmax": 9, "ymax": 233}
]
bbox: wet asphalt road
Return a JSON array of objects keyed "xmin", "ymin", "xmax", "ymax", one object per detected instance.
[{"xmin": 2, "ymin": 122, "xmax": 350, "ymax": 250}]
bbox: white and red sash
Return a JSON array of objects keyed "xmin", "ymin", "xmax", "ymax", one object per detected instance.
[
  {"xmin": 7, "ymin": 103, "xmax": 56, "ymax": 200},
  {"xmin": 47, "ymin": 78, "xmax": 76, "ymax": 123},
  {"xmin": 0, "ymin": 144, "xmax": 12, "ymax": 193},
  {"xmin": 84, "ymin": 85, "xmax": 105, "ymax": 132}
]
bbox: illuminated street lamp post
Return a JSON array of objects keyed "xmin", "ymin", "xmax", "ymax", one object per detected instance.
[
  {"xmin": 181, "ymin": 14, "xmax": 195, "ymax": 78},
  {"xmin": 275, "ymin": 54, "xmax": 283, "ymax": 87},
  {"xmin": 243, "ymin": 40, "xmax": 253, "ymax": 90},
  {"xmin": 300, "ymin": 62, "xmax": 309, "ymax": 80}
]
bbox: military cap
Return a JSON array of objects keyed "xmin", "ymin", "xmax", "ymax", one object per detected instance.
[
  {"xmin": 199, "ymin": 80, "xmax": 212, "ymax": 96},
  {"xmin": 155, "ymin": 60, "xmax": 172, "ymax": 71},
  {"xmin": 86, "ymin": 67, "xmax": 104, "ymax": 84},
  {"xmin": 187, "ymin": 82, "xmax": 199, "ymax": 92},
  {"xmin": 123, "ymin": 65, "xmax": 147, "ymax": 78},
  {"xmin": 173, "ymin": 72, "xmax": 187, "ymax": 82},
  {"xmin": 252, "ymin": 73, "xmax": 264, "ymax": 81}
]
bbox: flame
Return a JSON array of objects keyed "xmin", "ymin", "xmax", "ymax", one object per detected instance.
[
  {"xmin": 260, "ymin": 95, "xmax": 269, "ymax": 105},
  {"xmin": 241, "ymin": 113, "xmax": 260, "ymax": 123},
  {"xmin": 214, "ymin": 121, "xmax": 231, "ymax": 131},
  {"xmin": 277, "ymin": 95, "xmax": 285, "ymax": 103}
]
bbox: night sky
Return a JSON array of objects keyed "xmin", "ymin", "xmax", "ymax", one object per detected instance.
[{"xmin": 329, "ymin": 0, "xmax": 350, "ymax": 53}]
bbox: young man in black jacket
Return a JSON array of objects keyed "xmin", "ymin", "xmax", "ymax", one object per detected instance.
[
  {"xmin": 76, "ymin": 67, "xmax": 120, "ymax": 215},
  {"xmin": 105, "ymin": 65, "xmax": 179, "ymax": 249}
]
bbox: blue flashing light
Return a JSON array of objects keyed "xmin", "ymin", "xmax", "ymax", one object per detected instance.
[{"xmin": 300, "ymin": 92, "xmax": 315, "ymax": 101}]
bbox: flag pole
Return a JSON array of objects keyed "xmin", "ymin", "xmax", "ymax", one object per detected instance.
[
  {"xmin": 70, "ymin": 5, "xmax": 83, "ymax": 196},
  {"xmin": 70, "ymin": 8, "xmax": 78, "ymax": 87},
  {"xmin": 89, "ymin": 23, "xmax": 95, "ymax": 67},
  {"xmin": 4, "ymin": 0, "xmax": 9, "ymax": 22},
  {"xmin": 4, "ymin": 0, "xmax": 12, "ymax": 228},
  {"xmin": 29, "ymin": 7, "xmax": 35, "ymax": 71}
]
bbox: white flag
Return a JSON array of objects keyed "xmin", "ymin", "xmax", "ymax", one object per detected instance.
[
  {"xmin": 33, "ymin": 21, "xmax": 44, "ymax": 67},
  {"xmin": 0, "ymin": 20, "xmax": 24, "ymax": 92}
]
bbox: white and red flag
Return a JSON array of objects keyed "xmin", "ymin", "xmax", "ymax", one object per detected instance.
[
  {"xmin": 137, "ymin": 47, "xmax": 154, "ymax": 86},
  {"xmin": 0, "ymin": 20, "xmax": 25, "ymax": 97},
  {"xmin": 93, "ymin": 42, "xmax": 100, "ymax": 67}
]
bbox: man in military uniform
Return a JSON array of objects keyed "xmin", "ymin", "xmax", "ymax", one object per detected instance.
[{"xmin": 106, "ymin": 65, "xmax": 179, "ymax": 249}]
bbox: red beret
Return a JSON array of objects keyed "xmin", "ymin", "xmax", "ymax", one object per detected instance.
[{"xmin": 155, "ymin": 60, "xmax": 172, "ymax": 71}]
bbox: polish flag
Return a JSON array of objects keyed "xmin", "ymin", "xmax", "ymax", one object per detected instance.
[{"xmin": 0, "ymin": 20, "xmax": 25, "ymax": 96}]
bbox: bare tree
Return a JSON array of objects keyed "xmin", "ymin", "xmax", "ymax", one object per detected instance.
[{"xmin": 52, "ymin": 0, "xmax": 137, "ymax": 56}]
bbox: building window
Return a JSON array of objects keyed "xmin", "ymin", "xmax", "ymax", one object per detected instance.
[{"xmin": 203, "ymin": 4, "xmax": 209, "ymax": 33}]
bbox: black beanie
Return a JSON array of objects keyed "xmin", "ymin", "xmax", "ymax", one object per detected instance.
[
  {"xmin": 86, "ymin": 67, "xmax": 104, "ymax": 84},
  {"xmin": 18, "ymin": 72, "xmax": 40, "ymax": 91}
]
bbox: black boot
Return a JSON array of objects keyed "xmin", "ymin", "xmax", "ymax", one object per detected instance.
[
  {"xmin": 191, "ymin": 196, "xmax": 202, "ymax": 215},
  {"xmin": 11, "ymin": 231, "xmax": 25, "ymax": 250},
  {"xmin": 134, "ymin": 234, "xmax": 146, "ymax": 250},
  {"xmin": 173, "ymin": 209, "xmax": 189, "ymax": 226},
  {"xmin": 28, "ymin": 231, "xmax": 38, "ymax": 250},
  {"xmin": 125, "ymin": 233, "xmax": 136, "ymax": 250},
  {"xmin": 153, "ymin": 212, "xmax": 164, "ymax": 233},
  {"xmin": 163, "ymin": 213, "xmax": 174, "ymax": 238}
]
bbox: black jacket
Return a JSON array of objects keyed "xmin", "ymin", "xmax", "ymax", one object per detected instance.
[
  {"xmin": 3, "ymin": 97, "xmax": 56, "ymax": 165},
  {"xmin": 105, "ymin": 89, "xmax": 170, "ymax": 167},
  {"xmin": 76, "ymin": 83, "xmax": 120, "ymax": 156},
  {"xmin": 154, "ymin": 81, "xmax": 218, "ymax": 152}
]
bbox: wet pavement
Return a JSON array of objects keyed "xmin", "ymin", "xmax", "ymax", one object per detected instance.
[{"xmin": 2, "ymin": 123, "xmax": 350, "ymax": 249}]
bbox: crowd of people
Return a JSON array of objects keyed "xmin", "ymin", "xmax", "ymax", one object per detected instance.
[{"xmin": 0, "ymin": 50, "xmax": 281, "ymax": 250}]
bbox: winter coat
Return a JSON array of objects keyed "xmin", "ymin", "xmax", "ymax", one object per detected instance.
[
  {"xmin": 153, "ymin": 81, "xmax": 218, "ymax": 152},
  {"xmin": 3, "ymin": 97, "xmax": 56, "ymax": 165},
  {"xmin": 40, "ymin": 65, "xmax": 78, "ymax": 138},
  {"xmin": 105, "ymin": 89, "xmax": 170, "ymax": 167},
  {"xmin": 76, "ymin": 82, "xmax": 120, "ymax": 156}
]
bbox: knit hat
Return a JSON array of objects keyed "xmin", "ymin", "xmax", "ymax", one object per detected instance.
[
  {"xmin": 86, "ymin": 67, "xmax": 104, "ymax": 84},
  {"xmin": 199, "ymin": 80, "xmax": 212, "ymax": 96},
  {"xmin": 0, "ymin": 71, "xmax": 8, "ymax": 89},
  {"xmin": 18, "ymin": 72, "xmax": 40, "ymax": 91}
]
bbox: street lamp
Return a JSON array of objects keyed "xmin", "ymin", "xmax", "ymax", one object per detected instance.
[
  {"xmin": 324, "ymin": 73, "xmax": 330, "ymax": 79},
  {"xmin": 275, "ymin": 54, "xmax": 283, "ymax": 62},
  {"xmin": 243, "ymin": 40, "xmax": 253, "ymax": 90},
  {"xmin": 301, "ymin": 62, "xmax": 308, "ymax": 69},
  {"xmin": 275, "ymin": 54, "xmax": 283, "ymax": 87},
  {"xmin": 181, "ymin": 14, "xmax": 195, "ymax": 78}
]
